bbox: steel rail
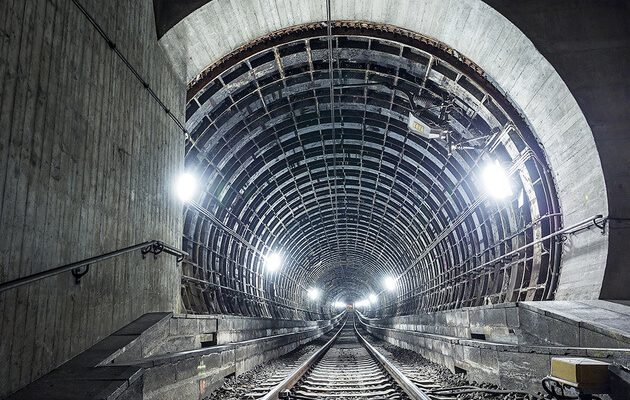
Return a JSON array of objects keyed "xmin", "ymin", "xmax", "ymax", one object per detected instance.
[
  {"xmin": 0, "ymin": 240, "xmax": 187, "ymax": 293},
  {"xmin": 258, "ymin": 317, "xmax": 347, "ymax": 400},
  {"xmin": 259, "ymin": 313, "xmax": 430, "ymax": 400},
  {"xmin": 354, "ymin": 319, "xmax": 432, "ymax": 400}
]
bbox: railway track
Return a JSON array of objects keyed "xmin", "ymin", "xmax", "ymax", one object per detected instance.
[{"xmin": 253, "ymin": 313, "xmax": 431, "ymax": 400}]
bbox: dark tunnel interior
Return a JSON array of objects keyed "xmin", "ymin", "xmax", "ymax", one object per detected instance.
[{"xmin": 180, "ymin": 23, "xmax": 562, "ymax": 320}]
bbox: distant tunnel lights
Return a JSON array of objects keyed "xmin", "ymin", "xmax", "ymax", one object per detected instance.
[
  {"xmin": 265, "ymin": 252, "xmax": 282, "ymax": 272},
  {"xmin": 383, "ymin": 276, "xmax": 397, "ymax": 291},
  {"xmin": 482, "ymin": 160, "xmax": 513, "ymax": 199},
  {"xmin": 175, "ymin": 172, "xmax": 198, "ymax": 202},
  {"xmin": 334, "ymin": 301, "xmax": 346, "ymax": 309},
  {"xmin": 354, "ymin": 299, "xmax": 369, "ymax": 308},
  {"xmin": 307, "ymin": 287, "xmax": 321, "ymax": 300},
  {"xmin": 355, "ymin": 293, "xmax": 378, "ymax": 308}
]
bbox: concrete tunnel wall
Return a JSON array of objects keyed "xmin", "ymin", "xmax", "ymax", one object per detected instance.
[
  {"xmin": 0, "ymin": 0, "xmax": 184, "ymax": 397},
  {"xmin": 482, "ymin": 0, "xmax": 630, "ymax": 302}
]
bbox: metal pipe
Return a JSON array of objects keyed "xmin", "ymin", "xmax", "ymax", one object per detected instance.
[
  {"xmin": 391, "ymin": 151, "xmax": 532, "ymax": 285},
  {"xmin": 547, "ymin": 239, "xmax": 564, "ymax": 300},
  {"xmin": 0, "ymin": 240, "xmax": 187, "ymax": 293},
  {"xmin": 71, "ymin": 0, "xmax": 189, "ymax": 139},
  {"xmin": 382, "ymin": 214, "xmax": 605, "ymax": 306},
  {"xmin": 189, "ymin": 200, "xmax": 263, "ymax": 257},
  {"xmin": 187, "ymin": 201, "xmax": 312, "ymax": 292},
  {"xmin": 433, "ymin": 214, "xmax": 604, "ymax": 284},
  {"xmin": 181, "ymin": 275, "xmax": 322, "ymax": 316},
  {"xmin": 326, "ymin": 0, "xmax": 339, "ymax": 238}
]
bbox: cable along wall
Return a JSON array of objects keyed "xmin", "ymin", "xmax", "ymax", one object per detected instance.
[{"xmin": 180, "ymin": 23, "xmax": 561, "ymax": 319}]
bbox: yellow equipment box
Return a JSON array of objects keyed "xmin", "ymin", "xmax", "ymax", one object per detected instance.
[{"xmin": 550, "ymin": 357, "xmax": 610, "ymax": 390}]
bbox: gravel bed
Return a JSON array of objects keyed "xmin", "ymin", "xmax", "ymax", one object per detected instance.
[
  {"xmin": 371, "ymin": 338, "xmax": 550, "ymax": 400},
  {"xmin": 204, "ymin": 331, "xmax": 335, "ymax": 400},
  {"xmin": 206, "ymin": 324, "xmax": 558, "ymax": 400}
]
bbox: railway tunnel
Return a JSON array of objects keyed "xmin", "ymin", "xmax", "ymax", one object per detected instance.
[{"xmin": 1, "ymin": 0, "xmax": 630, "ymax": 399}]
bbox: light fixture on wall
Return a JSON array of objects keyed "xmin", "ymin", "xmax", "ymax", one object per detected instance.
[
  {"xmin": 383, "ymin": 276, "xmax": 397, "ymax": 291},
  {"xmin": 482, "ymin": 160, "xmax": 513, "ymax": 199},
  {"xmin": 307, "ymin": 287, "xmax": 321, "ymax": 300},
  {"xmin": 175, "ymin": 172, "xmax": 198, "ymax": 202},
  {"xmin": 265, "ymin": 252, "xmax": 282, "ymax": 272}
]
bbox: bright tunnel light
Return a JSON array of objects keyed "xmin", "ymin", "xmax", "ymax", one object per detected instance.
[
  {"xmin": 307, "ymin": 287, "xmax": 321, "ymax": 300},
  {"xmin": 383, "ymin": 276, "xmax": 397, "ymax": 291},
  {"xmin": 482, "ymin": 159, "xmax": 513, "ymax": 199},
  {"xmin": 334, "ymin": 301, "xmax": 346, "ymax": 309},
  {"xmin": 175, "ymin": 172, "xmax": 198, "ymax": 202},
  {"xmin": 265, "ymin": 252, "xmax": 282, "ymax": 272},
  {"xmin": 354, "ymin": 299, "xmax": 369, "ymax": 308},
  {"xmin": 368, "ymin": 293, "xmax": 378, "ymax": 304}
]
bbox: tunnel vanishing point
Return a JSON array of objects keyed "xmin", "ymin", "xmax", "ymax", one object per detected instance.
[{"xmin": 1, "ymin": 1, "xmax": 630, "ymax": 399}]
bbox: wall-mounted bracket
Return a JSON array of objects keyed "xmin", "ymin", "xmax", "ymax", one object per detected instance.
[
  {"xmin": 593, "ymin": 217, "xmax": 607, "ymax": 235},
  {"xmin": 71, "ymin": 265, "xmax": 90, "ymax": 284},
  {"xmin": 141, "ymin": 241, "xmax": 185, "ymax": 262},
  {"xmin": 142, "ymin": 242, "xmax": 164, "ymax": 260}
]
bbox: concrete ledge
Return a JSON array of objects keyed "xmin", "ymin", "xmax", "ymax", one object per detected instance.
[
  {"xmin": 358, "ymin": 303, "xmax": 630, "ymax": 394},
  {"xmin": 518, "ymin": 301, "xmax": 630, "ymax": 347},
  {"xmin": 135, "ymin": 312, "xmax": 344, "ymax": 400},
  {"xmin": 364, "ymin": 301, "xmax": 630, "ymax": 349},
  {"xmin": 210, "ymin": 314, "xmax": 332, "ymax": 344},
  {"xmin": 6, "ymin": 312, "xmax": 344, "ymax": 400},
  {"xmin": 6, "ymin": 313, "xmax": 171, "ymax": 400}
]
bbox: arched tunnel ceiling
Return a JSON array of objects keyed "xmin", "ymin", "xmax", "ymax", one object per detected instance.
[{"xmin": 179, "ymin": 21, "xmax": 563, "ymax": 318}]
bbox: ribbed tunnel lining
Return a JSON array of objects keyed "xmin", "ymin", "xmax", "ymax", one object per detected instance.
[{"xmin": 180, "ymin": 22, "xmax": 561, "ymax": 319}]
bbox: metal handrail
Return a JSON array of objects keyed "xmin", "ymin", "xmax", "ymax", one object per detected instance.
[
  {"xmin": 0, "ymin": 240, "xmax": 187, "ymax": 293},
  {"xmin": 415, "ymin": 214, "xmax": 606, "ymax": 293},
  {"xmin": 378, "ymin": 213, "xmax": 606, "ymax": 306}
]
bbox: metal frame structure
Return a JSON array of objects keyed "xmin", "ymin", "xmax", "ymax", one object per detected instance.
[{"xmin": 181, "ymin": 21, "xmax": 565, "ymax": 319}]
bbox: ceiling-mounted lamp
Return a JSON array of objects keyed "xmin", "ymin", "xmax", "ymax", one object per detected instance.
[{"xmin": 407, "ymin": 112, "xmax": 448, "ymax": 140}]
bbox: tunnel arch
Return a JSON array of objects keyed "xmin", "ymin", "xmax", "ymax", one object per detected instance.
[{"xmin": 161, "ymin": 0, "xmax": 610, "ymax": 318}]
